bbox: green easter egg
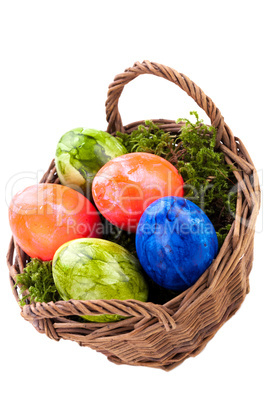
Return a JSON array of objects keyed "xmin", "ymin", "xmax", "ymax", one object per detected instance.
[
  {"xmin": 55, "ymin": 128, "xmax": 126, "ymax": 196},
  {"xmin": 52, "ymin": 238, "xmax": 148, "ymax": 322}
]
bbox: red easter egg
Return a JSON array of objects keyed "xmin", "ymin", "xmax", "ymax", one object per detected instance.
[{"xmin": 92, "ymin": 153, "xmax": 184, "ymax": 232}]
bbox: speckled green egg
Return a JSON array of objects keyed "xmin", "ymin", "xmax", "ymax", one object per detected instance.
[
  {"xmin": 52, "ymin": 238, "xmax": 148, "ymax": 322},
  {"xmin": 55, "ymin": 128, "xmax": 127, "ymax": 196}
]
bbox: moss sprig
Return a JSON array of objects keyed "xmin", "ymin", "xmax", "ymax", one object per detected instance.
[
  {"xmin": 176, "ymin": 112, "xmax": 237, "ymax": 232},
  {"xmin": 15, "ymin": 259, "xmax": 61, "ymax": 306},
  {"xmin": 115, "ymin": 120, "xmax": 182, "ymax": 165}
]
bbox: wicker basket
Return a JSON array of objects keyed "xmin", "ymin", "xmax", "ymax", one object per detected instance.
[{"xmin": 7, "ymin": 61, "xmax": 261, "ymax": 371}]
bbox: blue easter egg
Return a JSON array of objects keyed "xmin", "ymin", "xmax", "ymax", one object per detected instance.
[{"xmin": 136, "ymin": 196, "xmax": 218, "ymax": 292}]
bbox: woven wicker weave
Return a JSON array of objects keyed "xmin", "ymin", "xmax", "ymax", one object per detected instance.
[{"xmin": 7, "ymin": 61, "xmax": 261, "ymax": 371}]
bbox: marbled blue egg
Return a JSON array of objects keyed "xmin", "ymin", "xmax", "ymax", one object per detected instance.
[{"xmin": 136, "ymin": 196, "xmax": 218, "ymax": 292}]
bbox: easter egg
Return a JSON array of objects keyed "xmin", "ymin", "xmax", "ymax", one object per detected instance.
[
  {"xmin": 52, "ymin": 238, "xmax": 148, "ymax": 322},
  {"xmin": 92, "ymin": 153, "xmax": 184, "ymax": 232},
  {"xmin": 135, "ymin": 196, "xmax": 218, "ymax": 292},
  {"xmin": 8, "ymin": 183, "xmax": 102, "ymax": 261},
  {"xmin": 55, "ymin": 128, "xmax": 127, "ymax": 196}
]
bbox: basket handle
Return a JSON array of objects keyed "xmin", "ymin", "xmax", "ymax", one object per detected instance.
[{"xmin": 106, "ymin": 60, "xmax": 228, "ymax": 148}]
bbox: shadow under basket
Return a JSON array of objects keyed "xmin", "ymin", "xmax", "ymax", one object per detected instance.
[{"xmin": 7, "ymin": 61, "xmax": 261, "ymax": 371}]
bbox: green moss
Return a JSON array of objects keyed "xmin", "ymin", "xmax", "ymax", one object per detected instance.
[
  {"xmin": 176, "ymin": 112, "xmax": 237, "ymax": 234},
  {"xmin": 115, "ymin": 120, "xmax": 179, "ymax": 160},
  {"xmin": 15, "ymin": 259, "xmax": 61, "ymax": 306},
  {"xmin": 216, "ymin": 224, "xmax": 232, "ymax": 249}
]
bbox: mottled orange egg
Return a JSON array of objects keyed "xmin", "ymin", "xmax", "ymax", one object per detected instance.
[
  {"xmin": 92, "ymin": 153, "xmax": 184, "ymax": 232},
  {"xmin": 9, "ymin": 183, "xmax": 102, "ymax": 260}
]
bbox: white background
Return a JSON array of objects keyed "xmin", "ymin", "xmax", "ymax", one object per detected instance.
[{"xmin": 1, "ymin": 1, "xmax": 267, "ymax": 401}]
